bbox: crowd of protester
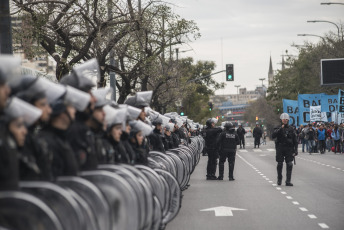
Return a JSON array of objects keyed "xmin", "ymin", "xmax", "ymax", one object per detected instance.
[{"xmin": 296, "ymin": 122, "xmax": 344, "ymax": 154}]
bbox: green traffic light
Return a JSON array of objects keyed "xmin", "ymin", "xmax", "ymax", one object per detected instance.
[
  {"xmin": 180, "ymin": 112, "xmax": 184, "ymax": 116},
  {"xmin": 227, "ymin": 75, "xmax": 232, "ymax": 80},
  {"xmin": 209, "ymin": 108, "xmax": 212, "ymax": 111}
]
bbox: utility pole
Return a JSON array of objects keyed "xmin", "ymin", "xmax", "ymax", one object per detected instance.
[
  {"xmin": 234, "ymin": 85, "xmax": 241, "ymax": 102},
  {"xmin": 108, "ymin": 0, "xmax": 116, "ymax": 100},
  {"xmin": 0, "ymin": 0, "xmax": 13, "ymax": 54}
]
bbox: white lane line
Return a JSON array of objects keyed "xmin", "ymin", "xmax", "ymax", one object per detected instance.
[
  {"xmin": 265, "ymin": 178, "xmax": 269, "ymax": 180},
  {"xmin": 332, "ymin": 166, "xmax": 336, "ymax": 169},
  {"xmin": 269, "ymin": 181, "xmax": 273, "ymax": 183},
  {"xmin": 267, "ymin": 149, "xmax": 275, "ymax": 151},
  {"xmin": 239, "ymin": 150, "xmax": 248, "ymax": 152},
  {"xmin": 286, "ymin": 196, "xmax": 293, "ymax": 199},
  {"xmin": 276, "ymin": 187, "xmax": 282, "ymax": 190},
  {"xmin": 281, "ymin": 191, "xmax": 287, "ymax": 195},
  {"xmin": 262, "ymin": 176, "xmax": 267, "ymax": 178},
  {"xmin": 272, "ymin": 184, "xmax": 277, "ymax": 186},
  {"xmin": 253, "ymin": 149, "xmax": 262, "ymax": 152},
  {"xmin": 293, "ymin": 201, "xmax": 299, "ymax": 205},
  {"xmin": 337, "ymin": 168, "xmax": 341, "ymax": 170},
  {"xmin": 308, "ymin": 214, "xmax": 317, "ymax": 219},
  {"xmin": 299, "ymin": 207, "xmax": 308, "ymax": 212},
  {"xmin": 318, "ymin": 223, "xmax": 329, "ymax": 229}
]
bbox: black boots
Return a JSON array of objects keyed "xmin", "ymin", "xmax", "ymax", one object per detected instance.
[
  {"xmin": 286, "ymin": 162, "xmax": 293, "ymax": 186},
  {"xmin": 228, "ymin": 161, "xmax": 235, "ymax": 181},
  {"xmin": 277, "ymin": 162, "xmax": 283, "ymax": 185}
]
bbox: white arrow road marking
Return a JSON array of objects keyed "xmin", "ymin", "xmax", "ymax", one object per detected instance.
[{"xmin": 200, "ymin": 206, "xmax": 247, "ymax": 217}]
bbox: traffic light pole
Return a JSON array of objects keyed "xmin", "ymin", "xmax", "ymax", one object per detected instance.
[{"xmin": 187, "ymin": 70, "xmax": 225, "ymax": 83}]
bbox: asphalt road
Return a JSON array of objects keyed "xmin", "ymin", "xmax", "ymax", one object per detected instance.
[{"xmin": 166, "ymin": 138, "xmax": 344, "ymax": 230}]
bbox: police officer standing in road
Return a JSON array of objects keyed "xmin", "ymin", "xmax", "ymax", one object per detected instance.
[
  {"xmin": 253, "ymin": 123, "xmax": 263, "ymax": 148},
  {"xmin": 236, "ymin": 123, "xmax": 246, "ymax": 149},
  {"xmin": 272, "ymin": 113, "xmax": 298, "ymax": 186},
  {"xmin": 204, "ymin": 118, "xmax": 222, "ymax": 180},
  {"xmin": 217, "ymin": 122, "xmax": 239, "ymax": 181}
]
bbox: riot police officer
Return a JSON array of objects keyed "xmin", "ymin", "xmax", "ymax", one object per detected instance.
[
  {"xmin": 272, "ymin": 113, "xmax": 298, "ymax": 186},
  {"xmin": 217, "ymin": 122, "xmax": 239, "ymax": 180},
  {"xmin": 236, "ymin": 123, "xmax": 246, "ymax": 149},
  {"xmin": 204, "ymin": 118, "xmax": 222, "ymax": 180}
]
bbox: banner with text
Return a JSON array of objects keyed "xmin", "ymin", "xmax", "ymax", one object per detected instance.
[
  {"xmin": 298, "ymin": 93, "xmax": 324, "ymax": 125},
  {"xmin": 283, "ymin": 99, "xmax": 299, "ymax": 126},
  {"xmin": 321, "ymin": 94, "xmax": 338, "ymax": 113},
  {"xmin": 338, "ymin": 89, "xmax": 344, "ymax": 113}
]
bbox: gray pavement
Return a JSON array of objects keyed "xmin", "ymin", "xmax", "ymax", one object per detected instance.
[{"xmin": 166, "ymin": 138, "xmax": 344, "ymax": 230}]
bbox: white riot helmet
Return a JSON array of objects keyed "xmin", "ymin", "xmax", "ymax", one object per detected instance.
[{"xmin": 280, "ymin": 113, "xmax": 290, "ymax": 120}]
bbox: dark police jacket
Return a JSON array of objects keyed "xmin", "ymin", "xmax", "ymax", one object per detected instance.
[
  {"xmin": 272, "ymin": 124, "xmax": 298, "ymax": 152},
  {"xmin": 0, "ymin": 118, "xmax": 19, "ymax": 191},
  {"xmin": 38, "ymin": 125, "xmax": 79, "ymax": 180},
  {"xmin": 67, "ymin": 120, "xmax": 98, "ymax": 171},
  {"xmin": 19, "ymin": 126, "xmax": 53, "ymax": 181},
  {"xmin": 204, "ymin": 127, "xmax": 222, "ymax": 150},
  {"xmin": 253, "ymin": 126, "xmax": 263, "ymax": 138},
  {"xmin": 148, "ymin": 128, "xmax": 165, "ymax": 153},
  {"xmin": 236, "ymin": 127, "xmax": 246, "ymax": 138},
  {"xmin": 217, "ymin": 129, "xmax": 240, "ymax": 153}
]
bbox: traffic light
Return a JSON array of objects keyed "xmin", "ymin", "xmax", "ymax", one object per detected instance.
[
  {"xmin": 208, "ymin": 102, "xmax": 213, "ymax": 111},
  {"xmin": 256, "ymin": 116, "xmax": 259, "ymax": 121},
  {"xmin": 226, "ymin": 64, "xmax": 234, "ymax": 81},
  {"xmin": 222, "ymin": 116, "xmax": 224, "ymax": 118},
  {"xmin": 180, "ymin": 106, "xmax": 184, "ymax": 116}
]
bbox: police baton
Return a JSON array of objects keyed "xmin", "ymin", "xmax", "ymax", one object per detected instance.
[{"xmin": 293, "ymin": 156, "xmax": 296, "ymax": 165}]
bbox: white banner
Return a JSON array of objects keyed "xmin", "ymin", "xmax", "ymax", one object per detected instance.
[
  {"xmin": 310, "ymin": 106, "xmax": 321, "ymax": 122},
  {"xmin": 321, "ymin": 112, "xmax": 328, "ymax": 122}
]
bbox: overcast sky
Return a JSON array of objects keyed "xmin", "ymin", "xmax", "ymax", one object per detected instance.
[{"xmin": 170, "ymin": 0, "xmax": 343, "ymax": 95}]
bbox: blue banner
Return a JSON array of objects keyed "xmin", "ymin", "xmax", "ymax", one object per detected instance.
[
  {"xmin": 298, "ymin": 94, "xmax": 324, "ymax": 125},
  {"xmin": 339, "ymin": 89, "xmax": 344, "ymax": 113},
  {"xmin": 321, "ymin": 94, "xmax": 338, "ymax": 113},
  {"xmin": 282, "ymin": 99, "xmax": 299, "ymax": 126}
]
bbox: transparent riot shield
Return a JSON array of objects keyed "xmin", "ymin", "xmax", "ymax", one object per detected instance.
[
  {"xmin": 19, "ymin": 181, "xmax": 86, "ymax": 230},
  {"xmin": 57, "ymin": 176, "xmax": 111, "ymax": 230},
  {"xmin": 0, "ymin": 191, "xmax": 63, "ymax": 230},
  {"xmin": 81, "ymin": 170, "xmax": 140, "ymax": 230}
]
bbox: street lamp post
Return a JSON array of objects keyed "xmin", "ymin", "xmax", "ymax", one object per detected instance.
[
  {"xmin": 258, "ymin": 78, "xmax": 265, "ymax": 87},
  {"xmin": 297, "ymin": 34, "xmax": 326, "ymax": 42},
  {"xmin": 307, "ymin": 20, "xmax": 341, "ymax": 40},
  {"xmin": 234, "ymin": 85, "xmax": 241, "ymax": 102},
  {"xmin": 321, "ymin": 2, "xmax": 344, "ymax": 5}
]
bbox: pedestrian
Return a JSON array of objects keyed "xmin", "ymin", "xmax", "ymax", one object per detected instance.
[
  {"xmin": 317, "ymin": 124, "xmax": 326, "ymax": 154},
  {"xmin": 236, "ymin": 123, "xmax": 246, "ymax": 149},
  {"xmin": 326, "ymin": 125, "xmax": 333, "ymax": 152},
  {"xmin": 305, "ymin": 123, "xmax": 316, "ymax": 154},
  {"xmin": 331, "ymin": 125, "xmax": 341, "ymax": 154},
  {"xmin": 272, "ymin": 113, "xmax": 298, "ymax": 186},
  {"xmin": 216, "ymin": 122, "xmax": 239, "ymax": 181},
  {"xmin": 253, "ymin": 123, "xmax": 262, "ymax": 148},
  {"xmin": 204, "ymin": 118, "xmax": 222, "ymax": 180},
  {"xmin": 262, "ymin": 132, "xmax": 267, "ymax": 145}
]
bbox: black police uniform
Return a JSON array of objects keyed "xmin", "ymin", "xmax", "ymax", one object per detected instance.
[
  {"xmin": 171, "ymin": 131, "xmax": 181, "ymax": 148},
  {"xmin": 253, "ymin": 126, "xmax": 263, "ymax": 148},
  {"xmin": 148, "ymin": 128, "xmax": 165, "ymax": 153},
  {"xmin": 204, "ymin": 126, "xmax": 222, "ymax": 179},
  {"xmin": 162, "ymin": 134, "xmax": 174, "ymax": 151},
  {"xmin": 121, "ymin": 132, "xmax": 137, "ymax": 164},
  {"xmin": 38, "ymin": 125, "xmax": 79, "ymax": 179},
  {"xmin": 236, "ymin": 126, "xmax": 246, "ymax": 149},
  {"xmin": 272, "ymin": 124, "xmax": 298, "ymax": 186},
  {"xmin": 19, "ymin": 126, "xmax": 53, "ymax": 181},
  {"xmin": 217, "ymin": 128, "xmax": 240, "ymax": 180},
  {"xmin": 67, "ymin": 119, "xmax": 98, "ymax": 170},
  {"xmin": 0, "ymin": 119, "xmax": 19, "ymax": 191}
]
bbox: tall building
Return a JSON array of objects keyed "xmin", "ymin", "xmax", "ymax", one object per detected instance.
[{"xmin": 268, "ymin": 55, "xmax": 274, "ymax": 86}]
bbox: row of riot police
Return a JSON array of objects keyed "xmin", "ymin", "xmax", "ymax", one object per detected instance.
[{"xmin": 0, "ymin": 55, "xmax": 204, "ymax": 230}]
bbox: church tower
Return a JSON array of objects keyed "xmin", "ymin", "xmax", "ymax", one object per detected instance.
[{"xmin": 268, "ymin": 55, "xmax": 274, "ymax": 86}]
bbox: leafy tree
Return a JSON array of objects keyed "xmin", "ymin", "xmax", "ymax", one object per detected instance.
[{"xmin": 267, "ymin": 28, "xmax": 344, "ymax": 111}]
